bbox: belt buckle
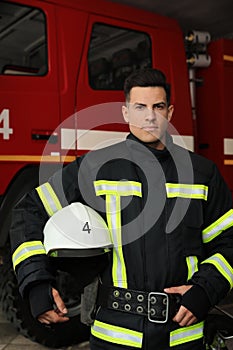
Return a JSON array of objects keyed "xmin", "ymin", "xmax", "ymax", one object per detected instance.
[{"xmin": 148, "ymin": 292, "xmax": 169, "ymax": 323}]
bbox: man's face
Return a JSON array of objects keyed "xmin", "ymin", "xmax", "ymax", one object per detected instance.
[{"xmin": 122, "ymin": 86, "xmax": 174, "ymax": 149}]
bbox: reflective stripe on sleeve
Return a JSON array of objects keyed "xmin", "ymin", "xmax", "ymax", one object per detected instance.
[
  {"xmin": 186, "ymin": 256, "xmax": 198, "ymax": 280},
  {"xmin": 202, "ymin": 209, "xmax": 233, "ymax": 243},
  {"xmin": 170, "ymin": 321, "xmax": 204, "ymax": 347},
  {"xmin": 201, "ymin": 253, "xmax": 233, "ymax": 288},
  {"xmin": 91, "ymin": 320, "xmax": 143, "ymax": 348},
  {"xmin": 165, "ymin": 183, "xmax": 208, "ymax": 200},
  {"xmin": 12, "ymin": 241, "xmax": 46, "ymax": 270},
  {"xmin": 36, "ymin": 182, "xmax": 62, "ymax": 216}
]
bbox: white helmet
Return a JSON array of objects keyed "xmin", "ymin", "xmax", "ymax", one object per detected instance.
[{"xmin": 43, "ymin": 202, "xmax": 112, "ymax": 257}]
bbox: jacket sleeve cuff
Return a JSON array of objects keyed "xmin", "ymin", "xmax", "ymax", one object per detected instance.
[
  {"xmin": 181, "ymin": 284, "xmax": 211, "ymax": 321},
  {"xmin": 28, "ymin": 282, "xmax": 54, "ymax": 319}
]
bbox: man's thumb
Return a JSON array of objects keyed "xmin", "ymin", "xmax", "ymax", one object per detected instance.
[
  {"xmin": 52, "ymin": 288, "xmax": 68, "ymax": 314},
  {"xmin": 164, "ymin": 286, "xmax": 181, "ymax": 294}
]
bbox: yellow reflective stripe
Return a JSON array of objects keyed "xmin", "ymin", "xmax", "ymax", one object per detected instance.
[
  {"xmin": 202, "ymin": 209, "xmax": 233, "ymax": 243},
  {"xmin": 115, "ymin": 194, "xmax": 127, "ymax": 287},
  {"xmin": 202, "ymin": 253, "xmax": 233, "ymax": 288},
  {"xmin": 91, "ymin": 320, "xmax": 143, "ymax": 348},
  {"xmin": 170, "ymin": 321, "xmax": 204, "ymax": 347},
  {"xmin": 94, "ymin": 180, "xmax": 142, "ymax": 288},
  {"xmin": 186, "ymin": 256, "xmax": 198, "ymax": 280},
  {"xmin": 166, "ymin": 183, "xmax": 208, "ymax": 200},
  {"xmin": 106, "ymin": 194, "xmax": 127, "ymax": 288},
  {"xmin": 12, "ymin": 241, "xmax": 46, "ymax": 270},
  {"xmin": 94, "ymin": 180, "xmax": 142, "ymax": 197},
  {"xmin": 36, "ymin": 182, "xmax": 62, "ymax": 217}
]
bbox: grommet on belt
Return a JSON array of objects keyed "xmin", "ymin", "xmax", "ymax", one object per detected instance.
[
  {"xmin": 124, "ymin": 304, "xmax": 131, "ymax": 311},
  {"xmin": 113, "ymin": 290, "xmax": 120, "ymax": 298},
  {"xmin": 150, "ymin": 308, "xmax": 156, "ymax": 316},
  {"xmin": 125, "ymin": 292, "xmax": 132, "ymax": 300},
  {"xmin": 150, "ymin": 296, "xmax": 157, "ymax": 304},
  {"xmin": 112, "ymin": 301, "xmax": 119, "ymax": 309},
  {"xmin": 137, "ymin": 294, "xmax": 144, "ymax": 302},
  {"xmin": 136, "ymin": 306, "xmax": 144, "ymax": 313}
]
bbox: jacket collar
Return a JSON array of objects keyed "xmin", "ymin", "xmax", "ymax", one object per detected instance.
[{"xmin": 126, "ymin": 132, "xmax": 173, "ymax": 161}]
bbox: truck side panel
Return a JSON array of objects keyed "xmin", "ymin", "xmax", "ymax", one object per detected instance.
[{"xmin": 196, "ymin": 39, "xmax": 233, "ymax": 193}]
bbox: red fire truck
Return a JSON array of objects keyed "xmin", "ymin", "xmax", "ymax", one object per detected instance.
[{"xmin": 0, "ymin": 0, "xmax": 232, "ymax": 347}]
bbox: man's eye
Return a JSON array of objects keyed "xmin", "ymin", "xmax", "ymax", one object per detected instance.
[
  {"xmin": 155, "ymin": 104, "xmax": 165, "ymax": 110},
  {"xmin": 135, "ymin": 105, "xmax": 144, "ymax": 110}
]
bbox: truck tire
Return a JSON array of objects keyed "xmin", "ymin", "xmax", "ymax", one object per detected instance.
[{"xmin": 0, "ymin": 246, "xmax": 90, "ymax": 348}]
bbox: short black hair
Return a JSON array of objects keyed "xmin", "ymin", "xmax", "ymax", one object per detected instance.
[{"xmin": 123, "ymin": 68, "xmax": 171, "ymax": 105}]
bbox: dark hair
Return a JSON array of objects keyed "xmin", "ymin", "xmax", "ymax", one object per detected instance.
[{"xmin": 123, "ymin": 68, "xmax": 171, "ymax": 105}]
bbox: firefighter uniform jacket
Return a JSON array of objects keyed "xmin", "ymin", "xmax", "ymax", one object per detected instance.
[{"xmin": 10, "ymin": 133, "xmax": 233, "ymax": 350}]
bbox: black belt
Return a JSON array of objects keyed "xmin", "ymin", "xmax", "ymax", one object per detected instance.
[{"xmin": 97, "ymin": 285, "xmax": 181, "ymax": 323}]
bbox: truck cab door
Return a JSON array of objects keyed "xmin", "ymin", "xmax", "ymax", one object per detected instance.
[
  {"xmin": 74, "ymin": 15, "xmax": 154, "ymax": 155},
  {"xmin": 0, "ymin": 0, "xmax": 60, "ymax": 190}
]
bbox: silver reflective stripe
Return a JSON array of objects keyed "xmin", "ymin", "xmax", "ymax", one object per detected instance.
[
  {"xmin": 94, "ymin": 180, "xmax": 142, "ymax": 197},
  {"xmin": 202, "ymin": 209, "xmax": 233, "ymax": 243},
  {"xmin": 186, "ymin": 256, "xmax": 198, "ymax": 280},
  {"xmin": 12, "ymin": 241, "xmax": 46, "ymax": 270},
  {"xmin": 202, "ymin": 253, "xmax": 233, "ymax": 288},
  {"xmin": 166, "ymin": 183, "xmax": 208, "ymax": 200},
  {"xmin": 170, "ymin": 321, "xmax": 204, "ymax": 347},
  {"xmin": 36, "ymin": 182, "xmax": 62, "ymax": 216},
  {"xmin": 91, "ymin": 320, "xmax": 143, "ymax": 348}
]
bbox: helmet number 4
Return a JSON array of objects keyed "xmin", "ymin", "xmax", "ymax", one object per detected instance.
[
  {"xmin": 83, "ymin": 222, "xmax": 91, "ymax": 234},
  {"xmin": 0, "ymin": 109, "xmax": 13, "ymax": 140}
]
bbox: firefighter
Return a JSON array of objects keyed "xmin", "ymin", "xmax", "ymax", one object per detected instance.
[{"xmin": 10, "ymin": 68, "xmax": 233, "ymax": 349}]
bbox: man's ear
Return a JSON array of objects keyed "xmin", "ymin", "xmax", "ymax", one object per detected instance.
[
  {"xmin": 122, "ymin": 105, "xmax": 129, "ymax": 123},
  {"xmin": 168, "ymin": 104, "xmax": 174, "ymax": 122}
]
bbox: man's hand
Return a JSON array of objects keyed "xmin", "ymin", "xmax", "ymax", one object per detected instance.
[
  {"xmin": 164, "ymin": 285, "xmax": 197, "ymax": 327},
  {"xmin": 38, "ymin": 288, "xmax": 69, "ymax": 324}
]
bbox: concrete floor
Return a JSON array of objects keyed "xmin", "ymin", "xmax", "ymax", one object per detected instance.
[{"xmin": 0, "ymin": 309, "xmax": 90, "ymax": 350}]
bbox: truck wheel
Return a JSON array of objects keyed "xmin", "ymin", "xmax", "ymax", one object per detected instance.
[{"xmin": 0, "ymin": 247, "xmax": 90, "ymax": 348}]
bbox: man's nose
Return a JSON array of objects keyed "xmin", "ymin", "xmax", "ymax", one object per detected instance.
[{"xmin": 145, "ymin": 108, "xmax": 156, "ymax": 121}]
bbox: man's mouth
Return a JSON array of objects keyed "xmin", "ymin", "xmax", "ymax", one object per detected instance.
[{"xmin": 142, "ymin": 126, "xmax": 158, "ymax": 132}]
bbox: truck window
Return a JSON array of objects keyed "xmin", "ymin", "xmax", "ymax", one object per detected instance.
[
  {"xmin": 88, "ymin": 23, "xmax": 152, "ymax": 90},
  {"xmin": 0, "ymin": 1, "xmax": 47, "ymax": 76}
]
